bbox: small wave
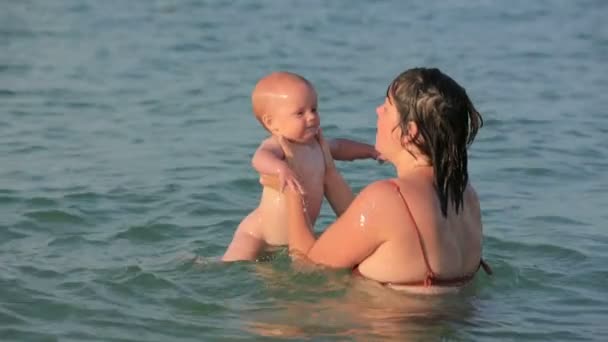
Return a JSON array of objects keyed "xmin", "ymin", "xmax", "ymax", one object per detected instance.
[
  {"xmin": 25, "ymin": 196, "xmax": 58, "ymax": 207},
  {"xmin": 170, "ymin": 164, "xmax": 210, "ymax": 173},
  {"xmin": 188, "ymin": 204, "xmax": 245, "ymax": 220},
  {"xmin": 478, "ymin": 132, "xmax": 509, "ymax": 144},
  {"xmin": 0, "ymin": 89, "xmax": 17, "ymax": 96},
  {"xmin": 164, "ymin": 296, "xmax": 226, "ymax": 314},
  {"xmin": 525, "ymin": 214, "xmax": 589, "ymax": 227},
  {"xmin": 47, "ymin": 234, "xmax": 89, "ymax": 247},
  {"xmin": 62, "ymin": 191, "xmax": 101, "ymax": 201},
  {"xmin": 11, "ymin": 144, "xmax": 48, "ymax": 154},
  {"xmin": 0, "ymin": 189, "xmax": 18, "ymax": 196},
  {"xmin": 114, "ymin": 223, "xmax": 180, "ymax": 242},
  {"xmin": 0, "ymin": 64, "xmax": 29, "ymax": 73},
  {"xmin": 171, "ymin": 42, "xmax": 206, "ymax": 53},
  {"xmin": 103, "ymin": 265, "xmax": 182, "ymax": 294},
  {"xmin": 226, "ymin": 177, "xmax": 261, "ymax": 191},
  {"xmin": 0, "ymin": 226, "xmax": 29, "ymax": 240},
  {"xmin": 481, "ymin": 235, "xmax": 593, "ymax": 295},
  {"xmin": 550, "ymin": 285, "xmax": 607, "ymax": 311},
  {"xmin": 181, "ymin": 117, "xmax": 217, "ymax": 126},
  {"xmin": 107, "ymin": 188, "xmax": 163, "ymax": 205},
  {"xmin": 116, "ymin": 271, "xmax": 179, "ymax": 290},
  {"xmin": 563, "ymin": 128, "xmax": 592, "ymax": 139},
  {"xmin": 0, "ymin": 195, "xmax": 21, "ymax": 204},
  {"xmin": 39, "ymin": 185, "xmax": 89, "ymax": 194},
  {"xmin": 501, "ymin": 166, "xmax": 556, "ymax": 177},
  {"xmin": 24, "ymin": 209, "xmax": 86, "ymax": 225},
  {"xmin": 485, "ymin": 236, "xmax": 588, "ymax": 262},
  {"xmin": 582, "ymin": 269, "xmax": 608, "ymax": 287},
  {"xmin": 17, "ymin": 265, "xmax": 62, "ymax": 279},
  {"xmin": 0, "ymin": 328, "xmax": 57, "ymax": 341},
  {"xmin": 0, "ymin": 307, "xmax": 27, "ymax": 325}
]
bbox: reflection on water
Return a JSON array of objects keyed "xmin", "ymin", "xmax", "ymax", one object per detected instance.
[{"xmin": 244, "ymin": 260, "xmax": 480, "ymax": 341}]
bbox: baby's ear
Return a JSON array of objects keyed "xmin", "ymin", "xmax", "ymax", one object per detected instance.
[{"xmin": 262, "ymin": 114, "xmax": 275, "ymax": 131}]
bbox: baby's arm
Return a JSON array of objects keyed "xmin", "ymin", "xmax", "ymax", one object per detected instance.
[
  {"xmin": 328, "ymin": 138, "xmax": 380, "ymax": 161},
  {"xmin": 253, "ymin": 137, "xmax": 304, "ymax": 193}
]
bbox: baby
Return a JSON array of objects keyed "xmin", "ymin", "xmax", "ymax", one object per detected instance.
[{"xmin": 222, "ymin": 71, "xmax": 378, "ymax": 261}]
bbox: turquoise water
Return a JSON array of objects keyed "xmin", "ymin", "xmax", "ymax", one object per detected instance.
[{"xmin": 1, "ymin": 0, "xmax": 607, "ymax": 340}]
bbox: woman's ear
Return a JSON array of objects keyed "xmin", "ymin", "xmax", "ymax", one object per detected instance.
[
  {"xmin": 400, "ymin": 121, "xmax": 419, "ymax": 145},
  {"xmin": 406, "ymin": 121, "xmax": 419, "ymax": 140}
]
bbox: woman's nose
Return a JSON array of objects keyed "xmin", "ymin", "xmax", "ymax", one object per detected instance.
[{"xmin": 376, "ymin": 105, "xmax": 383, "ymax": 116}]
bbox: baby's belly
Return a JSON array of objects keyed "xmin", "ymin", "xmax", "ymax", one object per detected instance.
[{"xmin": 303, "ymin": 184, "xmax": 324, "ymax": 219}]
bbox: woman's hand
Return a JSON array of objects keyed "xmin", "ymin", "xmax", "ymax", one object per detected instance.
[
  {"xmin": 259, "ymin": 136, "xmax": 305, "ymax": 196},
  {"xmin": 277, "ymin": 163, "xmax": 305, "ymax": 195},
  {"xmin": 258, "ymin": 167, "xmax": 305, "ymax": 195}
]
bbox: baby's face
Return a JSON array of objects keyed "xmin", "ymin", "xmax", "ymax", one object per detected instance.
[{"xmin": 268, "ymin": 83, "xmax": 320, "ymax": 143}]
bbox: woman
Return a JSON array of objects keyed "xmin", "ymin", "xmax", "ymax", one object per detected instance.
[{"xmin": 274, "ymin": 67, "xmax": 491, "ymax": 293}]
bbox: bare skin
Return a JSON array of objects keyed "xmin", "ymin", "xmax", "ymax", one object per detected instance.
[
  {"xmin": 278, "ymin": 95, "xmax": 485, "ymax": 294},
  {"xmin": 222, "ymin": 72, "xmax": 379, "ymax": 262}
]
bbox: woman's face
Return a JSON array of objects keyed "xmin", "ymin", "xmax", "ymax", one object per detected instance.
[{"xmin": 375, "ymin": 95, "xmax": 402, "ymax": 158}]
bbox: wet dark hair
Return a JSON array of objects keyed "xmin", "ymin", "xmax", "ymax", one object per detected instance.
[{"xmin": 387, "ymin": 68, "xmax": 483, "ymax": 216}]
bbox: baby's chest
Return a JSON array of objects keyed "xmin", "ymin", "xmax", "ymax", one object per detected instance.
[{"xmin": 292, "ymin": 150, "xmax": 325, "ymax": 184}]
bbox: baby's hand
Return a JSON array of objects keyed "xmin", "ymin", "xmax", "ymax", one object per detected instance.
[{"xmin": 277, "ymin": 163, "xmax": 305, "ymax": 195}]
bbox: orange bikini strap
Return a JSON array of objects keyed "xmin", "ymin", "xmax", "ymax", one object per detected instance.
[
  {"xmin": 480, "ymin": 258, "xmax": 493, "ymax": 275},
  {"xmin": 387, "ymin": 180, "xmax": 436, "ymax": 285}
]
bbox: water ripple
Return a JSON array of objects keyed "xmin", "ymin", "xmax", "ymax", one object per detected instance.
[
  {"xmin": 113, "ymin": 223, "xmax": 182, "ymax": 243},
  {"xmin": 1, "ymin": 0, "xmax": 606, "ymax": 340},
  {"xmin": 23, "ymin": 209, "xmax": 86, "ymax": 225}
]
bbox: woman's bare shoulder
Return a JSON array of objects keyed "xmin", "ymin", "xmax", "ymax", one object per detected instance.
[
  {"xmin": 357, "ymin": 179, "xmax": 400, "ymax": 198},
  {"xmin": 350, "ymin": 179, "xmax": 407, "ymax": 214}
]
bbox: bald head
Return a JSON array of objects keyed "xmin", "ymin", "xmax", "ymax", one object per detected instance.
[{"xmin": 251, "ymin": 71, "xmax": 315, "ymax": 129}]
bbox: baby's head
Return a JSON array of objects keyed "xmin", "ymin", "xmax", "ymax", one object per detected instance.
[{"xmin": 251, "ymin": 71, "xmax": 320, "ymax": 143}]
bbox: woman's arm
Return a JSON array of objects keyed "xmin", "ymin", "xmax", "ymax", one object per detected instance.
[{"xmin": 285, "ymin": 181, "xmax": 391, "ymax": 268}]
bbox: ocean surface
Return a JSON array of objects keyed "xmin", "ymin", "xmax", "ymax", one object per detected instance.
[{"xmin": 1, "ymin": 0, "xmax": 607, "ymax": 341}]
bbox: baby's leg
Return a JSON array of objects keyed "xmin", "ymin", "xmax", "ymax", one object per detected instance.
[{"xmin": 222, "ymin": 210, "xmax": 266, "ymax": 262}]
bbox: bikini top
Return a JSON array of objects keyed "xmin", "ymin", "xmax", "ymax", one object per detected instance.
[{"xmin": 353, "ymin": 180, "xmax": 492, "ymax": 287}]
